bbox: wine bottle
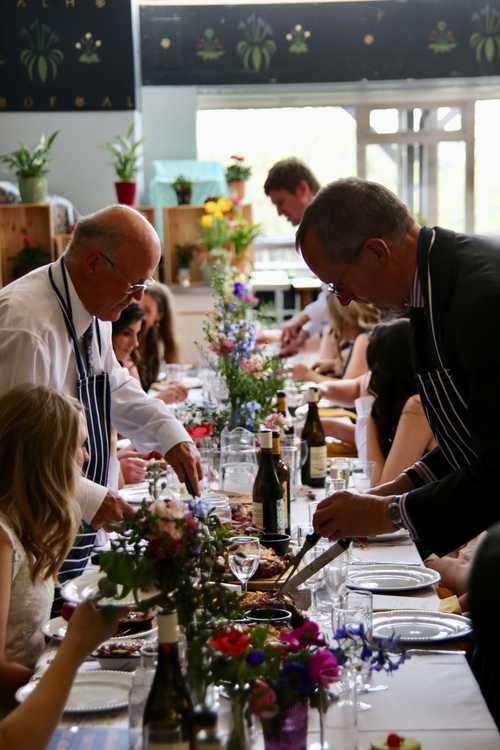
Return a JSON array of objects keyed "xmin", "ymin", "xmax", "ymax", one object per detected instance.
[
  {"xmin": 272, "ymin": 429, "xmax": 291, "ymax": 536},
  {"xmin": 301, "ymin": 386, "xmax": 327, "ymax": 488},
  {"xmin": 252, "ymin": 428, "xmax": 285, "ymax": 533},
  {"xmin": 276, "ymin": 389, "xmax": 295, "ymax": 444},
  {"xmin": 143, "ymin": 610, "xmax": 194, "ymax": 750}
]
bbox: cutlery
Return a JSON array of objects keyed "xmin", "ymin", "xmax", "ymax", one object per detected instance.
[{"xmin": 279, "ymin": 538, "xmax": 351, "ymax": 594}]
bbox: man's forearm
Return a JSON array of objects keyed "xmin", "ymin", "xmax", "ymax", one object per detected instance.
[{"xmin": 369, "ymin": 472, "xmax": 415, "ymax": 497}]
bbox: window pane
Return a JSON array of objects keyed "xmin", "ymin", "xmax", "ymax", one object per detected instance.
[
  {"xmin": 369, "ymin": 108, "xmax": 399, "ymax": 134},
  {"xmin": 475, "ymin": 99, "xmax": 500, "ymax": 234},
  {"xmin": 366, "ymin": 143, "xmax": 399, "ymax": 195},
  {"xmin": 437, "ymin": 107, "xmax": 462, "ymax": 132},
  {"xmin": 197, "ymin": 105, "xmax": 356, "ymax": 237},
  {"xmin": 437, "ymin": 141, "xmax": 465, "ymax": 232}
]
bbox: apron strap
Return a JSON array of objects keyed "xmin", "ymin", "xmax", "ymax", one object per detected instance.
[{"xmin": 48, "ymin": 260, "xmax": 88, "ymax": 379}]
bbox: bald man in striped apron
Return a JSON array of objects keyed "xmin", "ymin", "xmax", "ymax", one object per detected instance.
[
  {"xmin": 297, "ymin": 177, "xmax": 500, "ymax": 556},
  {"xmin": 0, "ymin": 205, "xmax": 202, "ymax": 613}
]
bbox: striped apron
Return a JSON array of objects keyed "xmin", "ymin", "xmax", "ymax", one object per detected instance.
[
  {"xmin": 49, "ymin": 259, "xmax": 111, "ymax": 614},
  {"xmin": 415, "ymin": 228, "xmax": 478, "ymax": 471}
]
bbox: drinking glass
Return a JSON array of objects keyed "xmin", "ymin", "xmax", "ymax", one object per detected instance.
[
  {"xmin": 332, "ymin": 604, "xmax": 372, "ymax": 711},
  {"xmin": 227, "ymin": 536, "xmax": 260, "ymax": 594},
  {"xmin": 349, "ymin": 459, "xmax": 377, "ymax": 492},
  {"xmin": 199, "ymin": 447, "xmax": 221, "ymax": 492},
  {"xmin": 128, "ymin": 643, "xmax": 156, "ymax": 749},
  {"xmin": 203, "ymin": 493, "xmax": 231, "ymax": 525},
  {"xmin": 324, "ymin": 556, "xmax": 349, "ymax": 610},
  {"xmin": 325, "ymin": 458, "xmax": 351, "ymax": 494},
  {"xmin": 281, "ymin": 444, "xmax": 298, "ymax": 502},
  {"xmin": 309, "ymin": 679, "xmax": 357, "ymax": 750}
]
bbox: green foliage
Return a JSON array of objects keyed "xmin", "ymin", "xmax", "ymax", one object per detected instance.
[
  {"xmin": 225, "ymin": 155, "xmax": 252, "ymax": 183},
  {"xmin": 0, "ymin": 131, "xmax": 59, "ymax": 178},
  {"xmin": 237, "ymin": 14, "xmax": 276, "ymax": 72},
  {"xmin": 231, "ymin": 215, "xmax": 260, "ymax": 258},
  {"xmin": 11, "ymin": 238, "xmax": 51, "ymax": 278},
  {"xmin": 105, "ymin": 123, "xmax": 143, "ymax": 181},
  {"xmin": 176, "ymin": 243, "xmax": 196, "ymax": 269},
  {"xmin": 20, "ymin": 21, "xmax": 63, "ymax": 83}
]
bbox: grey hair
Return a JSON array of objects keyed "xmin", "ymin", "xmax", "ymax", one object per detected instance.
[
  {"xmin": 66, "ymin": 217, "xmax": 124, "ymax": 259},
  {"xmin": 296, "ymin": 177, "xmax": 413, "ymax": 264}
]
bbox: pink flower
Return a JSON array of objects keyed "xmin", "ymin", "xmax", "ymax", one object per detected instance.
[
  {"xmin": 280, "ymin": 620, "xmax": 325, "ymax": 652},
  {"xmin": 242, "ymin": 293, "xmax": 258, "ymax": 305},
  {"xmin": 23, "ymin": 234, "xmax": 33, "ymax": 246},
  {"xmin": 249, "ymin": 680, "xmax": 279, "ymax": 719},
  {"xmin": 308, "ymin": 649, "xmax": 339, "ymax": 686},
  {"xmin": 240, "ymin": 354, "xmax": 264, "ymax": 374},
  {"xmin": 230, "ymin": 154, "xmax": 245, "ymax": 161}
]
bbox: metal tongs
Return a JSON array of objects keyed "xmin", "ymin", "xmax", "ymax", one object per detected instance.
[{"xmin": 276, "ymin": 533, "xmax": 351, "ymax": 594}]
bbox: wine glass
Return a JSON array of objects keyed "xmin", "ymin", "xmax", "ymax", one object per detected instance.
[{"xmin": 227, "ymin": 536, "xmax": 260, "ymax": 595}]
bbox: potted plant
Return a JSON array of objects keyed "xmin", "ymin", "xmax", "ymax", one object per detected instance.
[
  {"xmin": 105, "ymin": 123, "xmax": 143, "ymax": 206},
  {"xmin": 225, "ymin": 155, "xmax": 252, "ymax": 202},
  {"xmin": 230, "ymin": 213, "xmax": 260, "ymax": 273},
  {"xmin": 0, "ymin": 131, "xmax": 59, "ymax": 203},
  {"xmin": 172, "ymin": 175, "xmax": 193, "ymax": 205},
  {"xmin": 176, "ymin": 243, "xmax": 195, "ymax": 287},
  {"xmin": 11, "ymin": 235, "xmax": 51, "ymax": 279}
]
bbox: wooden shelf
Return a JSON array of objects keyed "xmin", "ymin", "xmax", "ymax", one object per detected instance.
[
  {"xmin": 163, "ymin": 203, "xmax": 254, "ymax": 285},
  {"xmin": 137, "ymin": 205, "xmax": 155, "ymax": 227},
  {"xmin": 0, "ymin": 204, "xmax": 54, "ymax": 287}
]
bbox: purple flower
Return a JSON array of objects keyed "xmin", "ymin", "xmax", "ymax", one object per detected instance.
[
  {"xmin": 247, "ymin": 650, "xmax": 265, "ymax": 666},
  {"xmin": 233, "ymin": 281, "xmax": 246, "ymax": 297},
  {"xmin": 308, "ymin": 649, "xmax": 339, "ymax": 686},
  {"xmin": 280, "ymin": 620, "xmax": 325, "ymax": 652},
  {"xmin": 277, "ymin": 660, "xmax": 314, "ymax": 696}
]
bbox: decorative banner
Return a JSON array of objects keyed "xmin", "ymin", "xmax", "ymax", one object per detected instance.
[
  {"xmin": 0, "ymin": 0, "xmax": 137, "ymax": 112},
  {"xmin": 140, "ymin": 0, "xmax": 500, "ymax": 86}
]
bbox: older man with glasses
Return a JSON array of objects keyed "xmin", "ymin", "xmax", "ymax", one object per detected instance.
[
  {"xmin": 297, "ymin": 176, "xmax": 500, "ymax": 557},
  {"xmin": 0, "ymin": 204, "xmax": 202, "ymax": 611}
]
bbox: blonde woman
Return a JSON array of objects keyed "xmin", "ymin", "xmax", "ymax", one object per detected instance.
[
  {"xmin": 0, "ymin": 386, "xmax": 85, "ymax": 704},
  {"xmin": 292, "ymin": 296, "xmax": 380, "ymax": 383}
]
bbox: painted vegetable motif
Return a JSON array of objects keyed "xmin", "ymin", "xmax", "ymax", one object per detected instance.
[
  {"xmin": 20, "ymin": 21, "xmax": 64, "ymax": 83},
  {"xmin": 237, "ymin": 14, "xmax": 276, "ymax": 73}
]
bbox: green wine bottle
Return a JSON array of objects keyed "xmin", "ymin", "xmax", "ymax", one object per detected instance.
[
  {"xmin": 252, "ymin": 428, "xmax": 285, "ymax": 533},
  {"xmin": 272, "ymin": 429, "xmax": 291, "ymax": 536},
  {"xmin": 143, "ymin": 610, "xmax": 194, "ymax": 750},
  {"xmin": 301, "ymin": 386, "xmax": 327, "ymax": 488},
  {"xmin": 276, "ymin": 389, "xmax": 295, "ymax": 445}
]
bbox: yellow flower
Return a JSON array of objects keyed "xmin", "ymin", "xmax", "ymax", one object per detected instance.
[
  {"xmin": 218, "ymin": 197, "xmax": 233, "ymax": 213},
  {"xmin": 213, "ymin": 209, "xmax": 224, "ymax": 220},
  {"xmin": 204, "ymin": 201, "xmax": 217, "ymax": 214},
  {"xmin": 201, "ymin": 214, "xmax": 213, "ymax": 228}
]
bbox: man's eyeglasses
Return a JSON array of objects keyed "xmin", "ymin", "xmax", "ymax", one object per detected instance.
[
  {"xmin": 327, "ymin": 281, "xmax": 342, "ymax": 297},
  {"xmin": 99, "ymin": 252, "xmax": 155, "ymax": 294}
]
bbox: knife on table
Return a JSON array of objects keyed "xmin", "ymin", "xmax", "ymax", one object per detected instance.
[{"xmin": 279, "ymin": 538, "xmax": 351, "ymax": 594}]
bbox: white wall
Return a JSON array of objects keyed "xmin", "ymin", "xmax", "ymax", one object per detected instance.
[
  {"xmin": 0, "ymin": 110, "xmax": 142, "ymax": 216},
  {"xmin": 141, "ymin": 86, "xmax": 197, "ymax": 197}
]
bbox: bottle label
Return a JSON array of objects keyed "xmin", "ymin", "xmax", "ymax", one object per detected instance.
[
  {"xmin": 158, "ymin": 612, "xmax": 179, "ymax": 644},
  {"xmin": 310, "ymin": 446, "xmax": 327, "ymax": 478},
  {"xmin": 147, "ymin": 743, "xmax": 189, "ymax": 749},
  {"xmin": 252, "ymin": 502, "xmax": 264, "ymax": 529},
  {"xmin": 276, "ymin": 497, "xmax": 286, "ymax": 534},
  {"xmin": 282, "ymin": 482, "xmax": 288, "ymax": 527}
]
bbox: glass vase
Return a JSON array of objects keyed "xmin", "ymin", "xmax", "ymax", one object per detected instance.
[
  {"xmin": 261, "ymin": 702, "xmax": 308, "ymax": 750},
  {"xmin": 225, "ymin": 692, "xmax": 250, "ymax": 750}
]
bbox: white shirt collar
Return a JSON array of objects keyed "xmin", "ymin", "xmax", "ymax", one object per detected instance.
[{"xmin": 53, "ymin": 256, "xmax": 93, "ymax": 338}]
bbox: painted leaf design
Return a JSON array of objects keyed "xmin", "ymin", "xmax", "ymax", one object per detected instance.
[
  {"xmin": 485, "ymin": 36, "xmax": 495, "ymax": 62},
  {"xmin": 27, "ymin": 55, "xmax": 36, "ymax": 80},
  {"xmin": 38, "ymin": 56, "xmax": 48, "ymax": 82},
  {"xmin": 470, "ymin": 32, "xmax": 481, "ymax": 47},
  {"xmin": 475, "ymin": 39, "xmax": 484, "ymax": 62},
  {"xmin": 252, "ymin": 45, "xmax": 262, "ymax": 71},
  {"xmin": 237, "ymin": 40, "xmax": 247, "ymax": 56}
]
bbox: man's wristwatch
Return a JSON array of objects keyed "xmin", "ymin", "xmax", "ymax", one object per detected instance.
[{"xmin": 387, "ymin": 497, "xmax": 405, "ymax": 530}]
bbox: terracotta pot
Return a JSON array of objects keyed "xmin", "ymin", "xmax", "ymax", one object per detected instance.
[
  {"xmin": 114, "ymin": 181, "xmax": 137, "ymax": 206},
  {"xmin": 19, "ymin": 176, "xmax": 48, "ymax": 203},
  {"xmin": 228, "ymin": 180, "xmax": 245, "ymax": 202}
]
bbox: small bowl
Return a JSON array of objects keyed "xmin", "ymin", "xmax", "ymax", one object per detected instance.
[
  {"xmin": 244, "ymin": 607, "xmax": 292, "ymax": 625},
  {"xmin": 260, "ymin": 533, "xmax": 291, "ymax": 556}
]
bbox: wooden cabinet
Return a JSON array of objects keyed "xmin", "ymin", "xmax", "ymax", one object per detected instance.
[
  {"xmin": 163, "ymin": 204, "xmax": 253, "ymax": 285},
  {"xmin": 0, "ymin": 204, "xmax": 53, "ymax": 287}
]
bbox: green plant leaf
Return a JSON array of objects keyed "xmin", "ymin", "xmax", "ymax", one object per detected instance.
[
  {"xmin": 38, "ymin": 56, "xmax": 48, "ymax": 82},
  {"xmin": 252, "ymin": 45, "xmax": 261, "ymax": 71},
  {"xmin": 485, "ymin": 36, "xmax": 496, "ymax": 62}
]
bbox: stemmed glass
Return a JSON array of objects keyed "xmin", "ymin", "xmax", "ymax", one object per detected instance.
[
  {"xmin": 227, "ymin": 536, "xmax": 260, "ymax": 595},
  {"xmin": 331, "ymin": 604, "xmax": 372, "ymax": 712}
]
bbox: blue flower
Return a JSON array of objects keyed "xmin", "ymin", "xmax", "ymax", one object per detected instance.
[
  {"xmin": 247, "ymin": 650, "xmax": 265, "ymax": 666},
  {"xmin": 233, "ymin": 281, "xmax": 246, "ymax": 297},
  {"xmin": 277, "ymin": 660, "xmax": 314, "ymax": 696}
]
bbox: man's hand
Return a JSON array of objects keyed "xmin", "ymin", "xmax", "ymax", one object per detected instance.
[
  {"xmin": 280, "ymin": 328, "xmax": 310, "ymax": 357},
  {"xmin": 292, "ymin": 362, "xmax": 313, "ymax": 381},
  {"xmin": 165, "ymin": 441, "xmax": 203, "ymax": 497},
  {"xmin": 313, "ymin": 491, "xmax": 395, "ymax": 540},
  {"xmin": 91, "ymin": 490, "xmax": 133, "ymax": 530},
  {"xmin": 280, "ymin": 312, "xmax": 310, "ymax": 346},
  {"xmin": 120, "ymin": 456, "xmax": 148, "ymax": 485}
]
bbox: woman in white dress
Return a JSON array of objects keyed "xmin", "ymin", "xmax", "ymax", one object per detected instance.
[{"xmin": 0, "ymin": 385, "xmax": 85, "ymax": 706}]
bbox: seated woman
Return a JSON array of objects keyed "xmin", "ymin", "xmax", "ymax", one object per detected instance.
[
  {"xmin": 0, "ymin": 386, "xmax": 84, "ymax": 705},
  {"xmin": 138, "ymin": 283, "xmax": 182, "ymax": 390},
  {"xmin": 112, "ymin": 303, "xmax": 187, "ymax": 405},
  {"xmin": 292, "ymin": 296, "xmax": 380, "ymax": 383},
  {"xmin": 318, "ymin": 318, "xmax": 436, "ymax": 484},
  {"xmin": 0, "ymin": 600, "xmax": 123, "ymax": 750}
]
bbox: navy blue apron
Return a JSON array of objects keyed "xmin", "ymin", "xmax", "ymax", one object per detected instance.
[
  {"xmin": 415, "ymin": 228, "xmax": 478, "ymax": 471},
  {"xmin": 49, "ymin": 259, "xmax": 111, "ymax": 614}
]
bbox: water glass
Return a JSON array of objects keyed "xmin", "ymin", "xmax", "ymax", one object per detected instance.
[
  {"xmin": 349, "ymin": 459, "xmax": 377, "ymax": 492},
  {"xmin": 203, "ymin": 493, "xmax": 231, "ymax": 525},
  {"xmin": 227, "ymin": 536, "xmax": 260, "ymax": 594},
  {"xmin": 309, "ymin": 679, "xmax": 357, "ymax": 750},
  {"xmin": 324, "ymin": 556, "xmax": 349, "ymax": 608},
  {"xmin": 281, "ymin": 444, "xmax": 298, "ymax": 502},
  {"xmin": 343, "ymin": 589, "xmax": 373, "ymax": 635},
  {"xmin": 326, "ymin": 458, "xmax": 351, "ymax": 495},
  {"xmin": 129, "ymin": 644, "xmax": 156, "ymax": 749}
]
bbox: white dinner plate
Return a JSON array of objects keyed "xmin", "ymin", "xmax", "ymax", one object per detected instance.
[
  {"xmin": 345, "ymin": 563, "xmax": 440, "ymax": 592},
  {"xmin": 61, "ymin": 569, "xmax": 161, "ymax": 608},
  {"xmin": 42, "ymin": 615, "xmax": 157, "ymax": 642},
  {"xmin": 372, "ymin": 609, "xmax": 473, "ymax": 643},
  {"xmin": 16, "ymin": 671, "xmax": 132, "ymax": 713}
]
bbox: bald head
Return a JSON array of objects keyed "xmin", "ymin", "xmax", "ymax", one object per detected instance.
[{"xmin": 65, "ymin": 205, "xmax": 161, "ymax": 321}]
